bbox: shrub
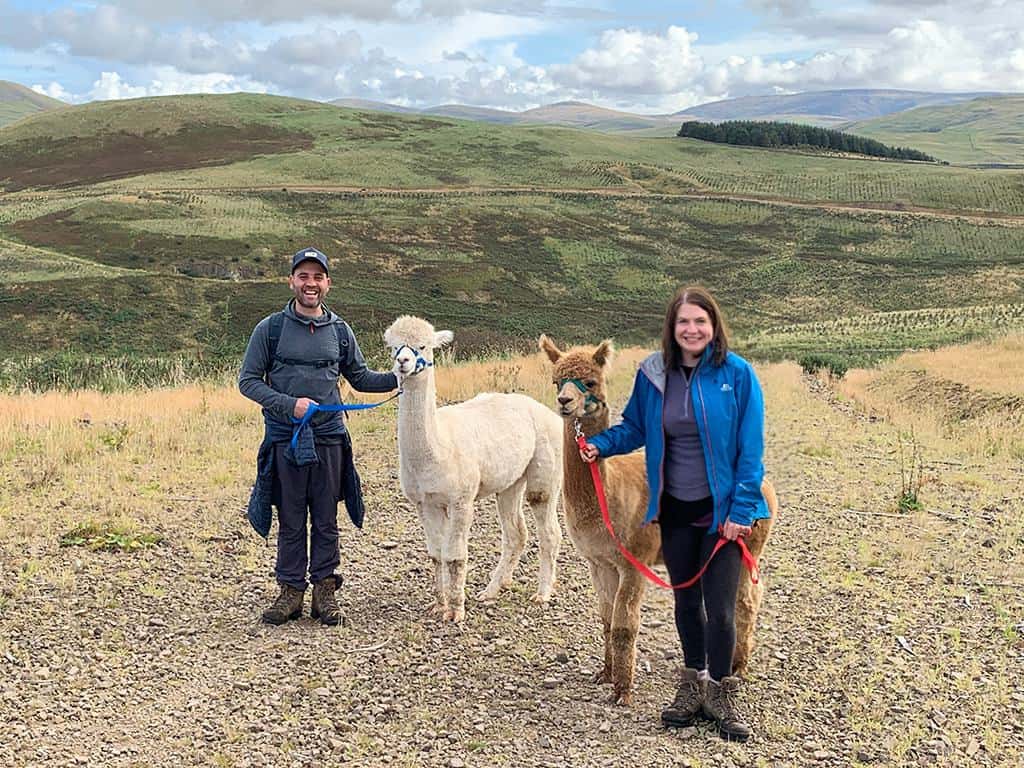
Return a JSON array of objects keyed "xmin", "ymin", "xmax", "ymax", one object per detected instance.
[{"xmin": 798, "ymin": 353, "xmax": 848, "ymax": 379}]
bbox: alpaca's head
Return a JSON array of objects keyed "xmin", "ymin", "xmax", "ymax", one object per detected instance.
[
  {"xmin": 538, "ymin": 334, "xmax": 613, "ymax": 421},
  {"xmin": 384, "ymin": 315, "xmax": 454, "ymax": 379}
]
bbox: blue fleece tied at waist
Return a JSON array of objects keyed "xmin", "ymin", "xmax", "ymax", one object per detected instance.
[
  {"xmin": 246, "ymin": 396, "xmax": 400, "ymax": 538},
  {"xmin": 288, "ymin": 401, "xmax": 391, "ymax": 462},
  {"xmin": 246, "ymin": 412, "xmax": 357, "ymax": 538}
]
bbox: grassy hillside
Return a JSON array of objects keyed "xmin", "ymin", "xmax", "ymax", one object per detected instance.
[
  {"xmin": 1, "ymin": 92, "xmax": 1023, "ymax": 385},
  {"xmin": 850, "ymin": 96, "xmax": 1024, "ymax": 165},
  {"xmin": 0, "ymin": 80, "xmax": 66, "ymax": 128},
  {"xmin": 740, "ymin": 304, "xmax": 1024, "ymax": 369},
  {"xmin": 7, "ymin": 94, "xmax": 1023, "ymax": 215}
]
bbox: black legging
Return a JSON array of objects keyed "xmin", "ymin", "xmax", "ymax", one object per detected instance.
[{"xmin": 659, "ymin": 494, "xmax": 741, "ymax": 681}]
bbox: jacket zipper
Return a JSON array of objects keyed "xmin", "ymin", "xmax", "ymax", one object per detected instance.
[
  {"xmin": 657, "ymin": 386, "xmax": 666, "ymax": 523},
  {"xmin": 658, "ymin": 363, "xmax": 695, "ymax": 523},
  {"xmin": 696, "ymin": 373, "xmax": 721, "ymax": 529}
]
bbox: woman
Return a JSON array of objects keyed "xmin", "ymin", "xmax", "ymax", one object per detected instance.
[{"xmin": 580, "ymin": 285, "xmax": 771, "ymax": 742}]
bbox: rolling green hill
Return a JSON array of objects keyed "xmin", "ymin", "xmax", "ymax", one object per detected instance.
[
  {"xmin": 849, "ymin": 96, "xmax": 1024, "ymax": 165},
  {"xmin": 1, "ymin": 92, "xmax": 1022, "ymax": 388},
  {"xmin": 0, "ymin": 80, "xmax": 66, "ymax": 128},
  {"xmin": 4, "ymin": 93, "xmax": 1023, "ymax": 213}
]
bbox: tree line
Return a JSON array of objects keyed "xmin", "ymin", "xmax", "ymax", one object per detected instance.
[{"xmin": 677, "ymin": 120, "xmax": 936, "ymax": 162}]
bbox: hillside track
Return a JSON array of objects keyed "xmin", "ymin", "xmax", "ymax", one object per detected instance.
[
  {"xmin": 141, "ymin": 184, "xmax": 1024, "ymax": 227},
  {"xmin": 1, "ymin": 364, "xmax": 1021, "ymax": 767}
]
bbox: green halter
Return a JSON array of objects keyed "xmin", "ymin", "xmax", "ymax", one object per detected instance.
[{"xmin": 558, "ymin": 377, "xmax": 606, "ymax": 409}]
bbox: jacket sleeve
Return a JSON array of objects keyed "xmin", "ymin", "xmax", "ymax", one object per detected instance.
[
  {"xmin": 339, "ymin": 324, "xmax": 398, "ymax": 393},
  {"xmin": 238, "ymin": 317, "xmax": 297, "ymax": 421},
  {"xmin": 727, "ymin": 361, "xmax": 766, "ymax": 527},
  {"xmin": 588, "ymin": 370, "xmax": 648, "ymax": 458}
]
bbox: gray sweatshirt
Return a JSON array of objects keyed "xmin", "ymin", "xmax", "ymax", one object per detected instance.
[
  {"xmin": 663, "ymin": 364, "xmax": 712, "ymax": 502},
  {"xmin": 238, "ymin": 301, "xmax": 397, "ymax": 428}
]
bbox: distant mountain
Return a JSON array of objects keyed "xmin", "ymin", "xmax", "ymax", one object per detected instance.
[
  {"xmin": 516, "ymin": 100, "xmax": 674, "ymax": 131},
  {"xmin": 0, "ymin": 80, "xmax": 66, "ymax": 128},
  {"xmin": 676, "ymin": 89, "xmax": 1002, "ymax": 127},
  {"xmin": 422, "ymin": 104, "xmax": 521, "ymax": 124},
  {"xmin": 849, "ymin": 95, "xmax": 1024, "ymax": 166},
  {"xmin": 328, "ymin": 98, "xmax": 420, "ymax": 114},
  {"xmin": 327, "ymin": 97, "xmax": 676, "ymax": 132}
]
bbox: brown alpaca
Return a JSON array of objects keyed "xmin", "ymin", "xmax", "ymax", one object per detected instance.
[{"xmin": 539, "ymin": 335, "xmax": 777, "ymax": 706}]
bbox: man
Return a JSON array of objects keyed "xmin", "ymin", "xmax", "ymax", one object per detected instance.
[{"xmin": 239, "ymin": 247, "xmax": 397, "ymax": 626}]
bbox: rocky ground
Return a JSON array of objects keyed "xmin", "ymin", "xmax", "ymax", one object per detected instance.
[{"xmin": 1, "ymin": 363, "xmax": 1022, "ymax": 767}]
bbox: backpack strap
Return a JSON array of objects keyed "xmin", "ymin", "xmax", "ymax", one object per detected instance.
[
  {"xmin": 267, "ymin": 312, "xmax": 285, "ymax": 363},
  {"xmin": 268, "ymin": 313, "xmax": 349, "ymax": 369}
]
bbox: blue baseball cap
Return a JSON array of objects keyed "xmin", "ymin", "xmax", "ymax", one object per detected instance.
[{"xmin": 291, "ymin": 247, "xmax": 329, "ymax": 274}]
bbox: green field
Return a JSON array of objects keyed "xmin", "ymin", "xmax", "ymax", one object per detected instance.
[
  {"xmin": 739, "ymin": 303, "xmax": 1024, "ymax": 369},
  {"xmin": 850, "ymin": 95, "xmax": 1024, "ymax": 166},
  {"xmin": 2, "ymin": 92, "xmax": 1023, "ymax": 388}
]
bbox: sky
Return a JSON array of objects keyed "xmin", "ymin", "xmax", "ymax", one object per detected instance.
[{"xmin": 2, "ymin": 0, "xmax": 1023, "ymax": 113}]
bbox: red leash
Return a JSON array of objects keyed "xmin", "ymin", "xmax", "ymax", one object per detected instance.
[{"xmin": 575, "ymin": 432, "xmax": 759, "ymax": 590}]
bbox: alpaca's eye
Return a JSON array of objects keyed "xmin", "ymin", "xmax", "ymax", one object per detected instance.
[
  {"xmin": 585, "ymin": 380, "xmax": 597, "ymax": 389},
  {"xmin": 418, "ymin": 345, "xmax": 425, "ymax": 351}
]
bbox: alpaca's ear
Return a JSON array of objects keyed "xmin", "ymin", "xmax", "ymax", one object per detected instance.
[
  {"xmin": 382, "ymin": 322, "xmax": 397, "ymax": 347},
  {"xmin": 539, "ymin": 334, "xmax": 562, "ymax": 363},
  {"xmin": 592, "ymin": 339, "xmax": 614, "ymax": 367},
  {"xmin": 434, "ymin": 330, "xmax": 454, "ymax": 347}
]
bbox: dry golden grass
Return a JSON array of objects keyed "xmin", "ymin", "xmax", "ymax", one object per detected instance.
[
  {"xmin": 838, "ymin": 333, "xmax": 1024, "ymax": 460},
  {"xmin": 882, "ymin": 333, "xmax": 1024, "ymax": 397},
  {"xmin": 0, "ymin": 348, "xmax": 647, "ymax": 551},
  {"xmin": 431, "ymin": 347, "xmax": 648, "ymax": 406}
]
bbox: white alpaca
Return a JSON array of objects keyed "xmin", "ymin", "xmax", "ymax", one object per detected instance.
[{"xmin": 384, "ymin": 315, "xmax": 564, "ymax": 623}]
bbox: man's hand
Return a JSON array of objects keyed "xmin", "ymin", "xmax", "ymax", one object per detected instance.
[
  {"xmin": 579, "ymin": 443, "xmax": 600, "ymax": 463},
  {"xmin": 721, "ymin": 517, "xmax": 752, "ymax": 541},
  {"xmin": 293, "ymin": 397, "xmax": 318, "ymax": 419}
]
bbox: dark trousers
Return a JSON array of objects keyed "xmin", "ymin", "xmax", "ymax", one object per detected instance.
[
  {"xmin": 659, "ymin": 494, "xmax": 742, "ymax": 681},
  {"xmin": 273, "ymin": 443, "xmax": 342, "ymax": 590}
]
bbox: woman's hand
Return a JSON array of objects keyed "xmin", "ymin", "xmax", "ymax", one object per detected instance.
[
  {"xmin": 721, "ymin": 517, "xmax": 752, "ymax": 541},
  {"xmin": 579, "ymin": 443, "xmax": 600, "ymax": 463}
]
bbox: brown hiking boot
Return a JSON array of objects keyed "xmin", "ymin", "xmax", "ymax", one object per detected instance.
[
  {"xmin": 261, "ymin": 584, "xmax": 304, "ymax": 625},
  {"xmin": 703, "ymin": 676, "xmax": 752, "ymax": 742},
  {"xmin": 311, "ymin": 575, "xmax": 344, "ymax": 626},
  {"xmin": 661, "ymin": 667, "xmax": 706, "ymax": 727}
]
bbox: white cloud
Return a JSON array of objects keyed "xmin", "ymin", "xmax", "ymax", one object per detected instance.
[
  {"xmin": 113, "ymin": 0, "xmax": 405, "ymax": 24},
  {"xmin": 84, "ymin": 69, "xmax": 270, "ymax": 102},
  {"xmin": 552, "ymin": 26, "xmax": 703, "ymax": 94},
  {"xmin": 31, "ymin": 82, "xmax": 72, "ymax": 101},
  {"xmin": 703, "ymin": 20, "xmax": 1024, "ymax": 96},
  {"xmin": 88, "ymin": 72, "xmax": 151, "ymax": 101},
  {"xmin": 3, "ymin": 1, "xmax": 1024, "ymax": 113}
]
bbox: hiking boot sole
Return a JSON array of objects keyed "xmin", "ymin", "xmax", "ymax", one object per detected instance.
[
  {"xmin": 310, "ymin": 608, "xmax": 344, "ymax": 626},
  {"xmin": 661, "ymin": 710, "xmax": 704, "ymax": 728},
  {"xmin": 261, "ymin": 608, "xmax": 302, "ymax": 625},
  {"xmin": 717, "ymin": 726, "xmax": 750, "ymax": 743}
]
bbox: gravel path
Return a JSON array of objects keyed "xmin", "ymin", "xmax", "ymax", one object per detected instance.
[{"xmin": 2, "ymin": 365, "xmax": 1021, "ymax": 767}]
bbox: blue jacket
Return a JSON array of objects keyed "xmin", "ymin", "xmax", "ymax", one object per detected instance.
[
  {"xmin": 246, "ymin": 414, "xmax": 365, "ymax": 539},
  {"xmin": 588, "ymin": 346, "xmax": 770, "ymax": 531}
]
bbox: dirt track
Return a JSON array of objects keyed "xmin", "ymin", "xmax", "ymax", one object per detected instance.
[{"xmin": 1, "ymin": 365, "xmax": 1022, "ymax": 767}]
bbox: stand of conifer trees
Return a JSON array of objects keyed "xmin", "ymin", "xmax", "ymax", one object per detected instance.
[{"xmin": 677, "ymin": 120, "xmax": 935, "ymax": 162}]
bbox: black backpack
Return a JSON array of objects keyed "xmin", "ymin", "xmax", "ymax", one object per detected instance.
[{"xmin": 265, "ymin": 312, "xmax": 350, "ymax": 371}]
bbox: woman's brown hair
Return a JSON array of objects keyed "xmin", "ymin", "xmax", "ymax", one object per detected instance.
[{"xmin": 661, "ymin": 285, "xmax": 730, "ymax": 368}]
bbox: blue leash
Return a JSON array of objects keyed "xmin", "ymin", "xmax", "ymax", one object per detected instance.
[{"xmin": 290, "ymin": 391, "xmax": 401, "ymax": 453}]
